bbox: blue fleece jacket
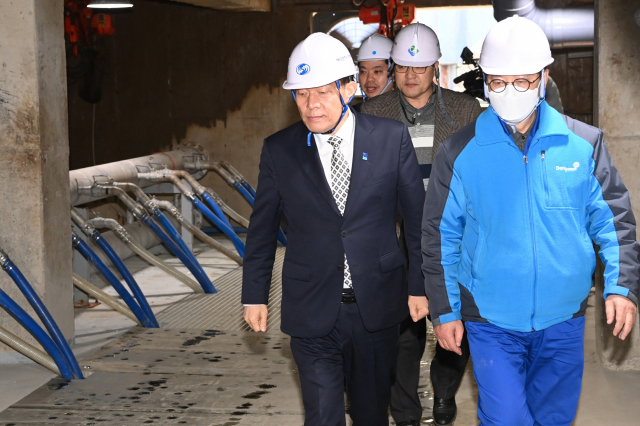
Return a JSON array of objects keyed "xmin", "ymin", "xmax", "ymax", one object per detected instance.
[{"xmin": 422, "ymin": 101, "xmax": 640, "ymax": 332}]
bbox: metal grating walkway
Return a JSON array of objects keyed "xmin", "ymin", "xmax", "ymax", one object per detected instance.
[{"xmin": 156, "ymin": 247, "xmax": 285, "ymax": 331}]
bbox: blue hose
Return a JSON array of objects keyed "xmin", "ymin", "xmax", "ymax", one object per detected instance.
[
  {"xmin": 191, "ymin": 198, "xmax": 245, "ymax": 258},
  {"xmin": 0, "ymin": 287, "xmax": 74, "ymax": 379},
  {"xmin": 141, "ymin": 216, "xmax": 217, "ymax": 294},
  {"xmin": 90, "ymin": 231, "xmax": 159, "ymax": 328},
  {"xmin": 202, "ymin": 227, "xmax": 248, "ymax": 234},
  {"xmin": 1, "ymin": 259, "xmax": 84, "ymax": 379},
  {"xmin": 201, "ymin": 192, "xmax": 233, "ymax": 229},
  {"xmin": 233, "ymin": 180, "xmax": 286, "ymax": 246},
  {"xmin": 233, "ymin": 181, "xmax": 255, "ymax": 207},
  {"xmin": 152, "ymin": 209, "xmax": 214, "ymax": 294},
  {"xmin": 241, "ymin": 180, "xmax": 256, "ymax": 199},
  {"xmin": 72, "ymin": 235, "xmax": 155, "ymax": 328}
]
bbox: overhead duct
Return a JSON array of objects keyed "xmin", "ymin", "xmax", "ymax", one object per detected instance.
[
  {"xmin": 69, "ymin": 146, "xmax": 207, "ymax": 206},
  {"xmin": 493, "ymin": 0, "xmax": 594, "ymax": 47}
]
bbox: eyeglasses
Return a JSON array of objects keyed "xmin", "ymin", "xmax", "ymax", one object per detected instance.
[
  {"xmin": 395, "ymin": 65, "xmax": 430, "ymax": 74},
  {"xmin": 487, "ymin": 75, "xmax": 541, "ymax": 93}
]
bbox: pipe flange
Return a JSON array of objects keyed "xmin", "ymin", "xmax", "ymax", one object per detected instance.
[
  {"xmin": 114, "ymin": 226, "xmax": 131, "ymax": 243},
  {"xmin": 80, "ymin": 222, "xmax": 96, "ymax": 237}
]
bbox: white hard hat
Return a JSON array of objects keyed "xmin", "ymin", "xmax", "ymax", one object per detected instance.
[
  {"xmin": 391, "ymin": 23, "xmax": 441, "ymax": 67},
  {"xmin": 357, "ymin": 34, "xmax": 393, "ymax": 62},
  {"xmin": 283, "ymin": 33, "xmax": 357, "ymax": 90},
  {"xmin": 479, "ymin": 16, "xmax": 554, "ymax": 75}
]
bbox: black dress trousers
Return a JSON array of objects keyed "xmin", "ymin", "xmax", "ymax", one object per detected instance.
[
  {"xmin": 390, "ymin": 315, "xmax": 470, "ymax": 423},
  {"xmin": 290, "ymin": 302, "xmax": 400, "ymax": 426}
]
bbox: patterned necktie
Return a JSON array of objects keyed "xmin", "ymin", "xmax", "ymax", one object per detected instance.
[{"xmin": 327, "ymin": 135, "xmax": 352, "ymax": 289}]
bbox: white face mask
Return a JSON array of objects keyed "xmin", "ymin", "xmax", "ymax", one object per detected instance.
[{"xmin": 487, "ymin": 84, "xmax": 541, "ymax": 125}]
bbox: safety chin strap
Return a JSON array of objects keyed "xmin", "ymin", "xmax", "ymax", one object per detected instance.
[
  {"xmin": 435, "ymin": 66, "xmax": 458, "ymax": 130},
  {"xmin": 486, "ymin": 69, "xmax": 547, "ymax": 132},
  {"xmin": 292, "ymin": 80, "xmax": 354, "ymax": 147}
]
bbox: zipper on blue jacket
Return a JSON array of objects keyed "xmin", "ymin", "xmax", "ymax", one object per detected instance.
[
  {"xmin": 525, "ymin": 150, "xmax": 539, "ymax": 332},
  {"xmin": 541, "ymin": 151, "xmax": 548, "ymax": 207}
]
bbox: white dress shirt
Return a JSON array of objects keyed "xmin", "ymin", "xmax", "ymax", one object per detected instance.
[{"xmin": 313, "ymin": 109, "xmax": 356, "ymax": 183}]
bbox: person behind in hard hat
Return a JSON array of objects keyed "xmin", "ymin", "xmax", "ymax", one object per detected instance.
[
  {"xmin": 423, "ymin": 16, "xmax": 639, "ymax": 426},
  {"xmin": 361, "ymin": 22, "xmax": 481, "ymax": 426},
  {"xmin": 352, "ymin": 33, "xmax": 395, "ymax": 112},
  {"xmin": 242, "ymin": 32, "xmax": 427, "ymax": 425}
]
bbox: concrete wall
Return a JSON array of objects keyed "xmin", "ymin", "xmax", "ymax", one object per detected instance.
[
  {"xmin": 66, "ymin": 0, "xmax": 491, "ymax": 220},
  {"xmin": 0, "ymin": 0, "xmax": 73, "ymax": 349},
  {"xmin": 594, "ymin": 0, "xmax": 640, "ymax": 369}
]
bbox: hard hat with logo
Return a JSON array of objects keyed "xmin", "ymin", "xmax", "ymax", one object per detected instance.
[
  {"xmin": 479, "ymin": 16, "xmax": 554, "ymax": 75},
  {"xmin": 283, "ymin": 33, "xmax": 357, "ymax": 90},
  {"xmin": 357, "ymin": 33, "xmax": 394, "ymax": 62},
  {"xmin": 391, "ymin": 23, "xmax": 442, "ymax": 67}
]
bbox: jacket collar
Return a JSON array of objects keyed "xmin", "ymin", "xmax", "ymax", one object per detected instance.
[{"xmin": 475, "ymin": 101, "xmax": 570, "ymax": 147}]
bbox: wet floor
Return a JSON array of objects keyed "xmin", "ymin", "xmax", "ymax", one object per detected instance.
[{"xmin": 0, "ymin": 237, "xmax": 638, "ymax": 425}]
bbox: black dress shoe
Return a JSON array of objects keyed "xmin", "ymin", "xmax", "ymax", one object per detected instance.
[{"xmin": 433, "ymin": 397, "xmax": 457, "ymax": 426}]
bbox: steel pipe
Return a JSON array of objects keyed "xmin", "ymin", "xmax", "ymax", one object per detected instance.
[
  {"xmin": 493, "ymin": 0, "xmax": 594, "ymax": 45},
  {"xmin": 70, "ymin": 146, "xmax": 207, "ymax": 206}
]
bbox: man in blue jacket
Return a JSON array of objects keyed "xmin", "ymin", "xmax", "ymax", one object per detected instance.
[{"xmin": 422, "ymin": 16, "xmax": 639, "ymax": 426}]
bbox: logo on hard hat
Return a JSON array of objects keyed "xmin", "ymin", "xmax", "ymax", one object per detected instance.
[
  {"xmin": 296, "ymin": 63, "xmax": 311, "ymax": 75},
  {"xmin": 408, "ymin": 45, "xmax": 419, "ymax": 57},
  {"xmin": 372, "ymin": 50, "xmax": 377, "ymax": 55}
]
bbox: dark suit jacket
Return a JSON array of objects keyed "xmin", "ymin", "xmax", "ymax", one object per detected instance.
[
  {"xmin": 360, "ymin": 88, "xmax": 482, "ymax": 157},
  {"xmin": 241, "ymin": 110, "xmax": 425, "ymax": 338}
]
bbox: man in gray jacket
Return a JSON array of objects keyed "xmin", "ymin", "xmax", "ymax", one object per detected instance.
[{"xmin": 361, "ymin": 23, "xmax": 481, "ymax": 426}]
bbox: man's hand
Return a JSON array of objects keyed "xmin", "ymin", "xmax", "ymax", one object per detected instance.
[
  {"xmin": 244, "ymin": 305, "xmax": 268, "ymax": 332},
  {"xmin": 408, "ymin": 295, "xmax": 429, "ymax": 322},
  {"xmin": 605, "ymin": 295, "xmax": 637, "ymax": 340},
  {"xmin": 434, "ymin": 320, "xmax": 464, "ymax": 355}
]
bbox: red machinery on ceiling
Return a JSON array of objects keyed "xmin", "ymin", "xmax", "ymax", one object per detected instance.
[
  {"xmin": 356, "ymin": 0, "xmax": 416, "ymax": 39},
  {"xmin": 64, "ymin": 0, "xmax": 120, "ymax": 103}
]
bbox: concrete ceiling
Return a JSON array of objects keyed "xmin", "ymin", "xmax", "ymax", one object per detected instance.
[{"xmin": 168, "ymin": 0, "xmax": 270, "ymax": 12}]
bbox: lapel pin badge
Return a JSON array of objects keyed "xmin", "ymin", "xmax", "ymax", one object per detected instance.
[{"xmin": 362, "ymin": 152, "xmax": 368, "ymax": 161}]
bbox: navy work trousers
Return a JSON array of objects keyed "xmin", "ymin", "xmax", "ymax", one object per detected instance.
[
  {"xmin": 290, "ymin": 302, "xmax": 400, "ymax": 426},
  {"xmin": 466, "ymin": 317, "xmax": 585, "ymax": 426}
]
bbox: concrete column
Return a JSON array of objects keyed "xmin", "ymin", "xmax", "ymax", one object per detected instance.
[
  {"xmin": 594, "ymin": 0, "xmax": 640, "ymax": 369},
  {"xmin": 0, "ymin": 1, "xmax": 73, "ymax": 349}
]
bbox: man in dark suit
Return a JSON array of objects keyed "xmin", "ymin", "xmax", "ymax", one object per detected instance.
[{"xmin": 242, "ymin": 33, "xmax": 427, "ymax": 426}]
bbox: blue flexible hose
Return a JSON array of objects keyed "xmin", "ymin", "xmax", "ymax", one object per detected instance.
[
  {"xmin": 72, "ymin": 235, "xmax": 155, "ymax": 328},
  {"xmin": 241, "ymin": 180, "xmax": 256, "ymax": 199},
  {"xmin": 191, "ymin": 198, "xmax": 245, "ymax": 258},
  {"xmin": 91, "ymin": 232, "xmax": 159, "ymax": 328},
  {"xmin": 152, "ymin": 210, "xmax": 214, "ymax": 294},
  {"xmin": 233, "ymin": 180, "xmax": 286, "ymax": 246},
  {"xmin": 201, "ymin": 192, "xmax": 233, "ymax": 229},
  {"xmin": 233, "ymin": 181, "xmax": 255, "ymax": 207},
  {"xmin": 202, "ymin": 227, "xmax": 248, "ymax": 234},
  {"xmin": 141, "ymin": 216, "xmax": 217, "ymax": 294},
  {"xmin": 2, "ymin": 259, "xmax": 84, "ymax": 379},
  {"xmin": 0, "ymin": 287, "xmax": 74, "ymax": 379}
]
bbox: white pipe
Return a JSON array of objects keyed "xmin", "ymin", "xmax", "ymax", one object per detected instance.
[
  {"xmin": 70, "ymin": 146, "xmax": 208, "ymax": 206},
  {"xmin": 493, "ymin": 0, "xmax": 594, "ymax": 45},
  {"xmin": 72, "ymin": 274, "xmax": 141, "ymax": 324},
  {"xmin": 127, "ymin": 239, "xmax": 203, "ymax": 293},
  {"xmin": 0, "ymin": 326, "xmax": 61, "ymax": 375}
]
